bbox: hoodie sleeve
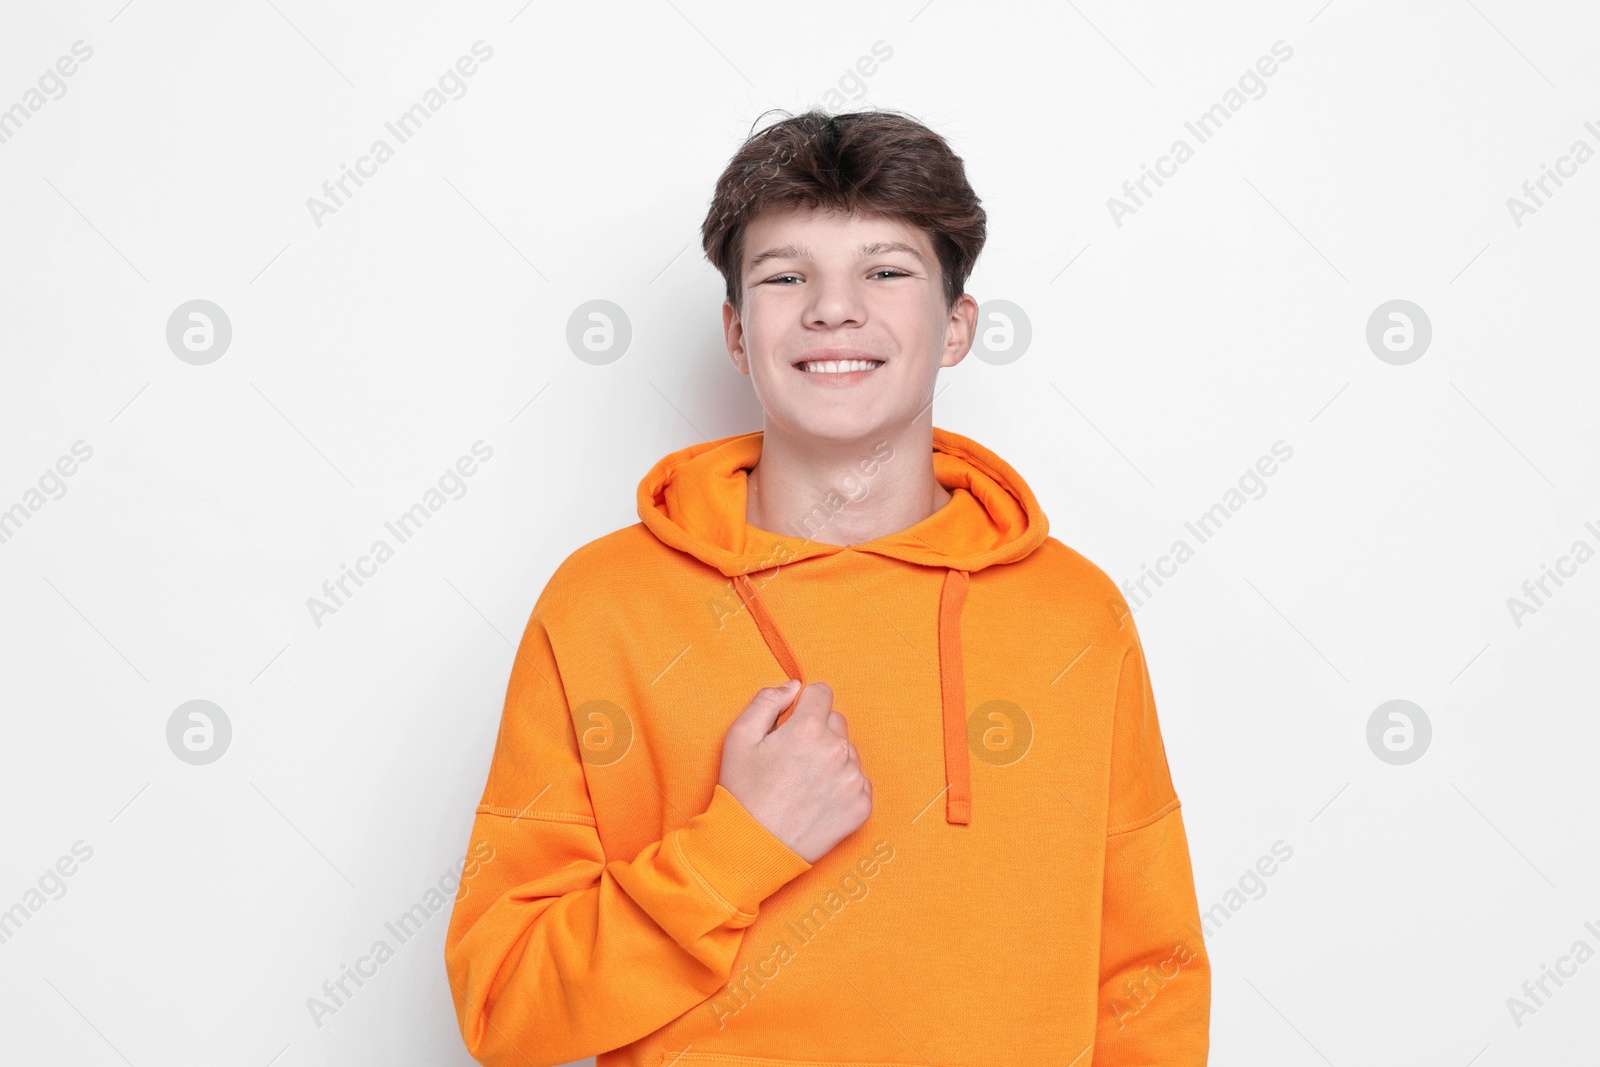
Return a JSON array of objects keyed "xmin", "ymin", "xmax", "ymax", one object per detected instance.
[
  {"xmin": 1093, "ymin": 631, "xmax": 1211, "ymax": 1065},
  {"xmin": 444, "ymin": 608, "xmax": 814, "ymax": 1067}
]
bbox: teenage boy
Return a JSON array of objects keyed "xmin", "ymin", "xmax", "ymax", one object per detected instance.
[{"xmin": 446, "ymin": 108, "xmax": 1211, "ymax": 1067}]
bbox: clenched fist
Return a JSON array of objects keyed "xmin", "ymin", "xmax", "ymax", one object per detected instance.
[{"xmin": 718, "ymin": 681, "xmax": 872, "ymax": 864}]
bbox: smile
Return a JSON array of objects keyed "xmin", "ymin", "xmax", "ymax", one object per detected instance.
[{"xmin": 795, "ymin": 359, "xmax": 884, "ymax": 374}]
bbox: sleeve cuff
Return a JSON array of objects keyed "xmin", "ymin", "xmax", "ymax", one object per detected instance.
[{"xmin": 675, "ymin": 784, "xmax": 813, "ymax": 916}]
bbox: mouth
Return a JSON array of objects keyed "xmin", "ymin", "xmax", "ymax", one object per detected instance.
[
  {"xmin": 794, "ymin": 358, "xmax": 885, "ymax": 374},
  {"xmin": 792, "ymin": 357, "xmax": 886, "ymax": 387}
]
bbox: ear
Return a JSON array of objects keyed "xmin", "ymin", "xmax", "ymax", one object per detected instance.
[
  {"xmin": 940, "ymin": 292, "xmax": 979, "ymax": 369},
  {"xmin": 723, "ymin": 300, "xmax": 751, "ymax": 375}
]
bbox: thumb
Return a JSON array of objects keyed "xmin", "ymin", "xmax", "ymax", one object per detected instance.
[{"xmin": 736, "ymin": 680, "xmax": 802, "ymax": 737}]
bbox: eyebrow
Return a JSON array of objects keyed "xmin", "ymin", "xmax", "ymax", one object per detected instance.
[{"xmin": 745, "ymin": 240, "xmax": 927, "ymax": 275}]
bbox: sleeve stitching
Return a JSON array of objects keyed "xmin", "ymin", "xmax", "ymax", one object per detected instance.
[
  {"xmin": 670, "ymin": 827, "xmax": 752, "ymax": 921},
  {"xmin": 474, "ymin": 805, "xmax": 597, "ymax": 827}
]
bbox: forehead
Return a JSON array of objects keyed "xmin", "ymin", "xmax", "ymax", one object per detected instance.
[{"xmin": 741, "ymin": 207, "xmax": 935, "ymax": 271}]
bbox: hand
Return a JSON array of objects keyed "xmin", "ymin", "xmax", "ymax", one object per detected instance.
[{"xmin": 718, "ymin": 681, "xmax": 872, "ymax": 864}]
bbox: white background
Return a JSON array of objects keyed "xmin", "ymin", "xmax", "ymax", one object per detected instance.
[{"xmin": 2, "ymin": 1, "xmax": 1597, "ymax": 1064}]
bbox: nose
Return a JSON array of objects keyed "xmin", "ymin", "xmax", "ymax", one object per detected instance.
[{"xmin": 804, "ymin": 273, "xmax": 866, "ymax": 329}]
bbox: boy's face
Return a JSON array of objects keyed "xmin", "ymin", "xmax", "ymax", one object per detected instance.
[{"xmin": 723, "ymin": 206, "xmax": 977, "ymax": 446}]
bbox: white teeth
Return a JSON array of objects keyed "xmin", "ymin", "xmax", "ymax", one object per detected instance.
[{"xmin": 798, "ymin": 359, "xmax": 883, "ymax": 373}]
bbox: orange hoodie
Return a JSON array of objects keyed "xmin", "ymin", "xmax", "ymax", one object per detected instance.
[{"xmin": 445, "ymin": 426, "xmax": 1210, "ymax": 1067}]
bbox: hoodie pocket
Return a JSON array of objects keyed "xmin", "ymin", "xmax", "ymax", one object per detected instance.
[{"xmin": 660, "ymin": 1054, "xmax": 955, "ymax": 1067}]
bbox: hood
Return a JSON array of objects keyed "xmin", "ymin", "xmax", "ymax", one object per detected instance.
[{"xmin": 637, "ymin": 425, "xmax": 1050, "ymax": 825}]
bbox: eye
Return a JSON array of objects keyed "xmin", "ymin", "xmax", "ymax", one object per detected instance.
[
  {"xmin": 766, "ymin": 274, "xmax": 802, "ymax": 285},
  {"xmin": 872, "ymin": 269, "xmax": 910, "ymax": 279}
]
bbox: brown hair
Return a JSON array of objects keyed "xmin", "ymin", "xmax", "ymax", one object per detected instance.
[{"xmin": 700, "ymin": 108, "xmax": 986, "ymax": 316}]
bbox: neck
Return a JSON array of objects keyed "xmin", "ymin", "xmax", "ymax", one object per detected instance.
[{"xmin": 744, "ymin": 422, "xmax": 953, "ymax": 547}]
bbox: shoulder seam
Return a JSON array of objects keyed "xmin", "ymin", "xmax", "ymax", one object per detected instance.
[{"xmin": 1106, "ymin": 795, "xmax": 1181, "ymax": 837}]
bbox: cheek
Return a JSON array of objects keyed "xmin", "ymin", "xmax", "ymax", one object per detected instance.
[
  {"xmin": 739, "ymin": 304, "xmax": 782, "ymax": 355},
  {"xmin": 882, "ymin": 295, "xmax": 939, "ymax": 338},
  {"xmin": 747, "ymin": 337, "xmax": 787, "ymax": 379}
]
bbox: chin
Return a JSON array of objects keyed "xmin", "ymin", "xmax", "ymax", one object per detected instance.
[{"xmin": 777, "ymin": 406, "xmax": 891, "ymax": 443}]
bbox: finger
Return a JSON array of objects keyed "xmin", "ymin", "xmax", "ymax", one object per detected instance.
[
  {"xmin": 781, "ymin": 681, "xmax": 833, "ymax": 727},
  {"xmin": 827, "ymin": 710, "xmax": 848, "ymax": 738},
  {"xmin": 736, "ymin": 681, "xmax": 801, "ymax": 737}
]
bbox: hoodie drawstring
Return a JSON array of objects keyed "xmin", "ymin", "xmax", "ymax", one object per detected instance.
[
  {"xmin": 731, "ymin": 566, "xmax": 972, "ymax": 826},
  {"xmin": 731, "ymin": 572, "xmax": 806, "ymax": 723},
  {"xmin": 937, "ymin": 568, "xmax": 971, "ymax": 825}
]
